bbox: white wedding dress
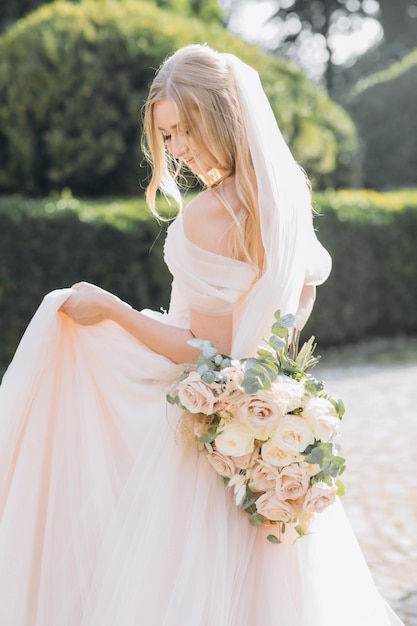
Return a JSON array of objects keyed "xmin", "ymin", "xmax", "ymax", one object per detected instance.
[{"xmin": 0, "ymin": 214, "xmax": 404, "ymax": 625}]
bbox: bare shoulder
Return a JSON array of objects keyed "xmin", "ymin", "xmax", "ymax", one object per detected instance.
[{"xmin": 183, "ymin": 187, "xmax": 236, "ymax": 257}]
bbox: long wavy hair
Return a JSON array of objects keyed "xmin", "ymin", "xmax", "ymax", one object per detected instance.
[{"xmin": 142, "ymin": 44, "xmax": 261, "ymax": 269}]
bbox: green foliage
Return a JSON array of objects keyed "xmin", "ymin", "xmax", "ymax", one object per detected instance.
[
  {"xmin": 306, "ymin": 188, "xmax": 417, "ymax": 345},
  {"xmin": 0, "ymin": 0, "xmax": 357, "ymax": 196},
  {"xmin": 0, "ymin": 193, "xmax": 171, "ymax": 372},
  {"xmin": 347, "ymin": 49, "xmax": 417, "ymax": 189},
  {"xmin": 153, "ymin": 0, "xmax": 223, "ymax": 23}
]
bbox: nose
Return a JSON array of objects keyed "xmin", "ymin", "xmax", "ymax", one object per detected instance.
[{"xmin": 170, "ymin": 135, "xmax": 187, "ymax": 159}]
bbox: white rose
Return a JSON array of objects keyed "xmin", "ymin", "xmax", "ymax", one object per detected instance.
[
  {"xmin": 261, "ymin": 439, "xmax": 304, "ymax": 467},
  {"xmin": 272, "ymin": 414, "xmax": 315, "ymax": 454},
  {"xmin": 177, "ymin": 371, "xmax": 217, "ymax": 414},
  {"xmin": 237, "ymin": 390, "xmax": 282, "ymax": 440},
  {"xmin": 206, "ymin": 451, "xmax": 236, "ymax": 478},
  {"xmin": 248, "ymin": 460, "xmax": 279, "ymax": 492},
  {"xmin": 215, "ymin": 423, "xmax": 255, "ymax": 458},
  {"xmin": 304, "ymin": 481, "xmax": 337, "ymax": 514},
  {"xmin": 256, "ymin": 491, "xmax": 294, "ymax": 523},
  {"xmin": 271, "ymin": 375, "xmax": 305, "ymax": 414},
  {"xmin": 303, "ymin": 396, "xmax": 341, "ymax": 443},
  {"xmin": 276, "ymin": 464, "xmax": 310, "ymax": 501}
]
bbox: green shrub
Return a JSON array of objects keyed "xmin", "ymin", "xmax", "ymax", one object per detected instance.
[
  {"xmin": 0, "ymin": 193, "xmax": 171, "ymax": 372},
  {"xmin": 306, "ymin": 189, "xmax": 417, "ymax": 345},
  {"xmin": 0, "ymin": 0, "xmax": 357, "ymax": 197},
  {"xmin": 347, "ymin": 49, "xmax": 417, "ymax": 189}
]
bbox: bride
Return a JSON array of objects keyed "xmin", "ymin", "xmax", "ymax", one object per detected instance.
[{"xmin": 0, "ymin": 44, "xmax": 404, "ymax": 625}]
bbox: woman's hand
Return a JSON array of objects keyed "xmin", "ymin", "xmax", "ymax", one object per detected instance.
[{"xmin": 60, "ymin": 281, "xmax": 118, "ymax": 326}]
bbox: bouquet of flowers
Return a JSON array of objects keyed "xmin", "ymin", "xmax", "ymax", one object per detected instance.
[{"xmin": 167, "ymin": 312, "xmax": 345, "ymax": 544}]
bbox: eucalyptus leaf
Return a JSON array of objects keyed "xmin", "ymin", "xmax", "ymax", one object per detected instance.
[
  {"xmin": 187, "ymin": 337, "xmax": 206, "ymax": 349},
  {"xmin": 201, "ymin": 371, "xmax": 216, "ymax": 384},
  {"xmin": 214, "ymin": 354, "xmax": 223, "ymax": 367},
  {"xmin": 336, "ymin": 480, "xmax": 346, "ymax": 496},
  {"xmin": 304, "ymin": 447, "xmax": 324, "ymax": 466},
  {"xmin": 281, "ymin": 313, "xmax": 295, "ymax": 328},
  {"xmin": 166, "ymin": 394, "xmax": 176, "ymax": 405},
  {"xmin": 199, "ymin": 432, "xmax": 216, "ymax": 444},
  {"xmin": 248, "ymin": 512, "xmax": 265, "ymax": 527},
  {"xmin": 271, "ymin": 323, "xmax": 289, "ymax": 340},
  {"xmin": 267, "ymin": 534, "xmax": 281, "ymax": 544},
  {"xmin": 242, "ymin": 497, "xmax": 256, "ymax": 511},
  {"xmin": 202, "ymin": 345, "xmax": 219, "ymax": 360}
]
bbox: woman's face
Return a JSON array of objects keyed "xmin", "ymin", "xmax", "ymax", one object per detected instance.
[{"xmin": 153, "ymin": 98, "xmax": 215, "ymax": 177}]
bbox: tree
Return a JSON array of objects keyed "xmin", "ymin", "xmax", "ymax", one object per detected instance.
[
  {"xmin": 0, "ymin": 0, "xmax": 224, "ymax": 32},
  {"xmin": 225, "ymin": 0, "xmax": 417, "ymax": 93},
  {"xmin": 263, "ymin": 0, "xmax": 378, "ymax": 92}
]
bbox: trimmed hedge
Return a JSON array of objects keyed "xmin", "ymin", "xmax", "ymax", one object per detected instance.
[
  {"xmin": 0, "ymin": 0, "xmax": 357, "ymax": 196},
  {"xmin": 0, "ymin": 193, "xmax": 171, "ymax": 372},
  {"xmin": 1, "ymin": 189, "xmax": 417, "ymax": 371},
  {"xmin": 306, "ymin": 189, "xmax": 417, "ymax": 344},
  {"xmin": 347, "ymin": 49, "xmax": 417, "ymax": 189}
]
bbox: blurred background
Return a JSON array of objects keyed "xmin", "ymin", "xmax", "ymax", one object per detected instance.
[{"xmin": 0, "ymin": 0, "xmax": 417, "ymax": 371}]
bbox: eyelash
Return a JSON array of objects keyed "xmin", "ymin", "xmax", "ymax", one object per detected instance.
[{"xmin": 162, "ymin": 130, "xmax": 190, "ymax": 143}]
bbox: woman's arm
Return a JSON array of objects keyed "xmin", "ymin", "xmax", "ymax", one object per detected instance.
[{"xmin": 60, "ymin": 282, "xmax": 233, "ymax": 365}]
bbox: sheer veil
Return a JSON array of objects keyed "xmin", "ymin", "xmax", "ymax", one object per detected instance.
[{"xmin": 221, "ymin": 54, "xmax": 331, "ymax": 358}]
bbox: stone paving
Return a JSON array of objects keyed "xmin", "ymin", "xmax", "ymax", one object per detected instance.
[{"xmin": 317, "ymin": 362, "xmax": 417, "ymax": 625}]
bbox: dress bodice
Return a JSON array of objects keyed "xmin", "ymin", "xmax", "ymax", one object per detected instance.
[{"xmin": 164, "ymin": 215, "xmax": 258, "ymax": 317}]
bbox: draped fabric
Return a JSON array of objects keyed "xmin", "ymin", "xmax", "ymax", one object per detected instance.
[
  {"xmin": 221, "ymin": 54, "xmax": 332, "ymax": 357},
  {"xmin": 0, "ymin": 218, "xmax": 404, "ymax": 625}
]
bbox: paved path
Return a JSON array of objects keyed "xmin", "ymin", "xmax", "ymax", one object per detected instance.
[{"xmin": 317, "ymin": 363, "xmax": 417, "ymax": 625}]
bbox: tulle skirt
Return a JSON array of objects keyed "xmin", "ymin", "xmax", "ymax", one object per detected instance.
[{"xmin": 0, "ymin": 290, "xmax": 403, "ymax": 625}]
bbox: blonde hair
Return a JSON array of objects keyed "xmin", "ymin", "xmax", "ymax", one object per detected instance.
[{"xmin": 142, "ymin": 44, "xmax": 261, "ymax": 268}]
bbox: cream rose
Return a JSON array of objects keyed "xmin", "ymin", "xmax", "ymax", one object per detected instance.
[
  {"xmin": 206, "ymin": 451, "xmax": 236, "ymax": 478},
  {"xmin": 255, "ymin": 491, "xmax": 294, "ymax": 522},
  {"xmin": 248, "ymin": 460, "xmax": 279, "ymax": 492},
  {"xmin": 276, "ymin": 464, "xmax": 309, "ymax": 501},
  {"xmin": 304, "ymin": 481, "xmax": 337, "ymax": 514},
  {"xmin": 271, "ymin": 375, "xmax": 305, "ymax": 414},
  {"xmin": 177, "ymin": 371, "xmax": 217, "ymax": 415},
  {"xmin": 215, "ymin": 423, "xmax": 255, "ymax": 458},
  {"xmin": 271, "ymin": 414, "xmax": 315, "ymax": 454},
  {"xmin": 261, "ymin": 439, "xmax": 304, "ymax": 467},
  {"xmin": 303, "ymin": 396, "xmax": 341, "ymax": 442},
  {"xmin": 237, "ymin": 390, "xmax": 282, "ymax": 440}
]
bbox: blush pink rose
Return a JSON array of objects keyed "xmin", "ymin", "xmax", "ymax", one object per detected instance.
[
  {"xmin": 255, "ymin": 491, "xmax": 294, "ymax": 523},
  {"xmin": 237, "ymin": 390, "xmax": 282, "ymax": 440},
  {"xmin": 304, "ymin": 481, "xmax": 337, "ymax": 514},
  {"xmin": 276, "ymin": 464, "xmax": 309, "ymax": 501},
  {"xmin": 177, "ymin": 371, "xmax": 217, "ymax": 414},
  {"xmin": 248, "ymin": 460, "xmax": 280, "ymax": 492},
  {"xmin": 206, "ymin": 451, "xmax": 236, "ymax": 478},
  {"xmin": 234, "ymin": 446, "xmax": 260, "ymax": 470}
]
